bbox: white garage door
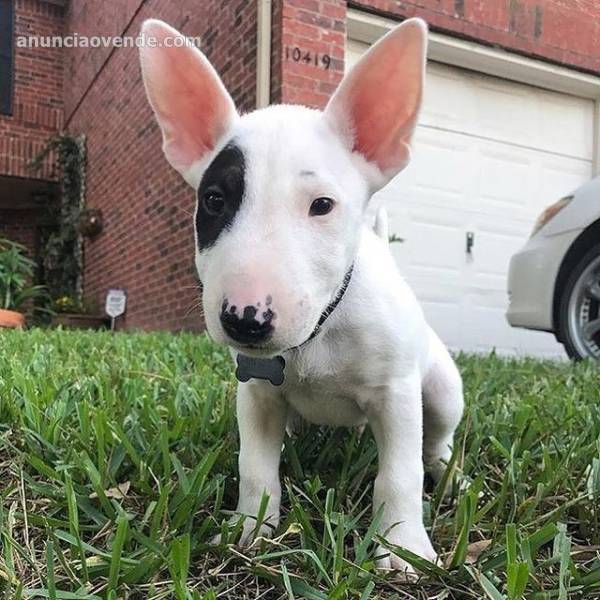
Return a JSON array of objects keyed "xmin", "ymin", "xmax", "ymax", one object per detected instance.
[{"xmin": 348, "ymin": 40, "xmax": 595, "ymax": 358}]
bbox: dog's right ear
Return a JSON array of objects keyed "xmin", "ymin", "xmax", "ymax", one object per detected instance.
[{"xmin": 139, "ymin": 20, "xmax": 237, "ymax": 187}]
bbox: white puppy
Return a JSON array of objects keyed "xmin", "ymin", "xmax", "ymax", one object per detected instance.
[{"xmin": 139, "ymin": 18, "xmax": 463, "ymax": 571}]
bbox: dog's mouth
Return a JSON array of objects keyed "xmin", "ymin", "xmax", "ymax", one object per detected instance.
[
  {"xmin": 237, "ymin": 341, "xmax": 272, "ymax": 352},
  {"xmin": 227, "ymin": 340, "xmax": 286, "ymax": 358}
]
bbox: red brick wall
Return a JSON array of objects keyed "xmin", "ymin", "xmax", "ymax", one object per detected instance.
[
  {"xmin": 0, "ymin": 0, "xmax": 64, "ymax": 181},
  {"xmin": 0, "ymin": 209, "xmax": 39, "ymax": 258},
  {"xmin": 350, "ymin": 0, "xmax": 600, "ymax": 74},
  {"xmin": 64, "ymin": 1, "xmax": 258, "ymax": 331},
  {"xmin": 272, "ymin": 0, "xmax": 346, "ymax": 108},
  {"xmin": 62, "ymin": 2, "xmax": 143, "ymax": 121}
]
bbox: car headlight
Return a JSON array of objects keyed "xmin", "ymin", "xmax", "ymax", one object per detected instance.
[{"xmin": 531, "ymin": 195, "xmax": 574, "ymax": 237}]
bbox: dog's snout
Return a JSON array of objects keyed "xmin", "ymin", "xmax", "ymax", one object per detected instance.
[{"xmin": 220, "ymin": 299, "xmax": 275, "ymax": 345}]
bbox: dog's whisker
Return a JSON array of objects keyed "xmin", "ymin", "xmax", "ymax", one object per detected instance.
[{"xmin": 183, "ymin": 299, "xmax": 204, "ymax": 319}]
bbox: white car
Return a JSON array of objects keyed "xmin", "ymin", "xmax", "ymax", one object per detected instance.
[{"xmin": 507, "ymin": 178, "xmax": 600, "ymax": 360}]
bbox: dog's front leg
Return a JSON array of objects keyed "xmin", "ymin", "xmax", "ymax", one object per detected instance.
[
  {"xmin": 363, "ymin": 372, "xmax": 436, "ymax": 573},
  {"xmin": 234, "ymin": 382, "xmax": 287, "ymax": 546}
]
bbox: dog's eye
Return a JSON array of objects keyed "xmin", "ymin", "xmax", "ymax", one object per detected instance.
[
  {"xmin": 202, "ymin": 190, "xmax": 226, "ymax": 217},
  {"xmin": 309, "ymin": 197, "xmax": 334, "ymax": 217}
]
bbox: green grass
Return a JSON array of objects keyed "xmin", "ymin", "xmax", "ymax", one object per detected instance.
[{"xmin": 0, "ymin": 329, "xmax": 599, "ymax": 599}]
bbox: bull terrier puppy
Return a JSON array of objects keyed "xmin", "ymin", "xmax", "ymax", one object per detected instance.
[{"xmin": 139, "ymin": 17, "xmax": 463, "ymax": 572}]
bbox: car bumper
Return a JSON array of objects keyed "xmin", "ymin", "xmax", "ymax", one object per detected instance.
[{"xmin": 507, "ymin": 229, "xmax": 581, "ymax": 332}]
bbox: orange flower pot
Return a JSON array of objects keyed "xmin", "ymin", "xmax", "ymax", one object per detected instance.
[{"xmin": 0, "ymin": 309, "xmax": 26, "ymax": 329}]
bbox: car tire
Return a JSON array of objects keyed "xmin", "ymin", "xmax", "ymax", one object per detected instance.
[{"xmin": 557, "ymin": 244, "xmax": 600, "ymax": 360}]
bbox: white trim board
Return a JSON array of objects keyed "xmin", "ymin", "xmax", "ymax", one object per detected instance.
[
  {"xmin": 347, "ymin": 8, "xmax": 600, "ymax": 175},
  {"xmin": 347, "ymin": 9, "xmax": 600, "ymax": 98},
  {"xmin": 256, "ymin": 0, "xmax": 272, "ymax": 109}
]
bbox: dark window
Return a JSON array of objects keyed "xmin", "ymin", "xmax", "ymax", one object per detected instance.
[{"xmin": 0, "ymin": 0, "xmax": 14, "ymax": 116}]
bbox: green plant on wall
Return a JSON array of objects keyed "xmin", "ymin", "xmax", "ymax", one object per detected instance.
[
  {"xmin": 0, "ymin": 238, "xmax": 49, "ymax": 312},
  {"xmin": 30, "ymin": 134, "xmax": 86, "ymax": 303}
]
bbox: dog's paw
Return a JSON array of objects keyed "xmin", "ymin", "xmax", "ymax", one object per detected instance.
[
  {"xmin": 425, "ymin": 461, "xmax": 457, "ymax": 502},
  {"xmin": 375, "ymin": 547, "xmax": 419, "ymax": 579},
  {"xmin": 424, "ymin": 441, "xmax": 455, "ymax": 485},
  {"xmin": 424, "ymin": 459, "xmax": 447, "ymax": 484},
  {"xmin": 375, "ymin": 532, "xmax": 438, "ymax": 577},
  {"xmin": 211, "ymin": 516, "xmax": 277, "ymax": 548},
  {"xmin": 238, "ymin": 520, "xmax": 276, "ymax": 547},
  {"xmin": 285, "ymin": 409, "xmax": 304, "ymax": 437}
]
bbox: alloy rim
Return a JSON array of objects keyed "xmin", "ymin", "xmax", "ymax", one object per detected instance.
[{"xmin": 568, "ymin": 255, "xmax": 600, "ymax": 359}]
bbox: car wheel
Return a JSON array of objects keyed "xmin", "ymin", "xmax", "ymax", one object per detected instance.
[{"xmin": 558, "ymin": 244, "xmax": 600, "ymax": 360}]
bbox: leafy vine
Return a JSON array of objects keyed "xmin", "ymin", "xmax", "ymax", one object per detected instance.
[{"xmin": 29, "ymin": 134, "xmax": 86, "ymax": 303}]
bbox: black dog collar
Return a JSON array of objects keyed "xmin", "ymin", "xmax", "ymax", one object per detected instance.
[{"xmin": 235, "ymin": 265, "xmax": 354, "ymax": 386}]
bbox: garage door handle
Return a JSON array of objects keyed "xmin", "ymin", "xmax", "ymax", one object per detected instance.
[{"xmin": 466, "ymin": 231, "xmax": 475, "ymax": 254}]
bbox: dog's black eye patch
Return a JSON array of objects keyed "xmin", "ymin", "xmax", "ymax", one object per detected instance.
[{"xmin": 196, "ymin": 142, "xmax": 245, "ymax": 250}]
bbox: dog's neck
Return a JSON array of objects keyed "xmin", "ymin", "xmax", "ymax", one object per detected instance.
[
  {"xmin": 289, "ymin": 264, "xmax": 354, "ymax": 351},
  {"xmin": 234, "ymin": 264, "xmax": 355, "ymax": 386}
]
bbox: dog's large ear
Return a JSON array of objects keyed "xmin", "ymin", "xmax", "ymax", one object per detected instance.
[
  {"xmin": 324, "ymin": 19, "xmax": 427, "ymax": 186},
  {"xmin": 139, "ymin": 20, "xmax": 237, "ymax": 186}
]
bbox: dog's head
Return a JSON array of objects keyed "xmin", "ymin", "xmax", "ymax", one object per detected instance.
[{"xmin": 139, "ymin": 19, "xmax": 426, "ymax": 355}]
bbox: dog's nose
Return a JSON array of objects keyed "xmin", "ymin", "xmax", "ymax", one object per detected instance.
[{"xmin": 220, "ymin": 301, "xmax": 274, "ymax": 345}]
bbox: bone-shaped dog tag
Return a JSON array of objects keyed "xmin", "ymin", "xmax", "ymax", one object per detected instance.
[{"xmin": 235, "ymin": 354, "xmax": 286, "ymax": 386}]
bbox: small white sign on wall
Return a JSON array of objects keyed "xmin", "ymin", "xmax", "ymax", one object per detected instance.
[{"xmin": 105, "ymin": 289, "xmax": 127, "ymax": 327}]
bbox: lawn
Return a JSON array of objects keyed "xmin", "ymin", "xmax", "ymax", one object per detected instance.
[{"xmin": 0, "ymin": 329, "xmax": 599, "ymax": 599}]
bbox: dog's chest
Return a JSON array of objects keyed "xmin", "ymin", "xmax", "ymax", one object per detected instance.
[
  {"xmin": 284, "ymin": 380, "xmax": 367, "ymax": 427},
  {"xmin": 281, "ymin": 338, "xmax": 371, "ymax": 427}
]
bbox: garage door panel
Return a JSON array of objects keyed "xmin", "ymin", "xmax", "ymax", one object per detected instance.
[
  {"xmin": 474, "ymin": 82, "xmax": 540, "ymax": 149},
  {"xmin": 477, "ymin": 149, "xmax": 536, "ymax": 208},
  {"xmin": 419, "ymin": 63, "xmax": 595, "ymax": 158},
  {"xmin": 410, "ymin": 130, "xmax": 474, "ymax": 197},
  {"xmin": 473, "ymin": 224, "xmax": 532, "ymax": 265},
  {"xmin": 421, "ymin": 65, "xmax": 478, "ymax": 131},
  {"xmin": 539, "ymin": 94, "xmax": 594, "ymax": 159},
  {"xmin": 403, "ymin": 204, "xmax": 466, "ymax": 240},
  {"xmin": 410, "ymin": 276, "xmax": 464, "ymax": 300},
  {"xmin": 465, "ymin": 304, "xmax": 513, "ymax": 349},
  {"xmin": 420, "ymin": 300, "xmax": 462, "ymax": 348},
  {"xmin": 514, "ymin": 328, "xmax": 564, "ymax": 357},
  {"xmin": 403, "ymin": 221, "xmax": 464, "ymax": 270},
  {"xmin": 387, "ymin": 208, "xmax": 465, "ymax": 271},
  {"xmin": 538, "ymin": 157, "xmax": 593, "ymax": 204}
]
